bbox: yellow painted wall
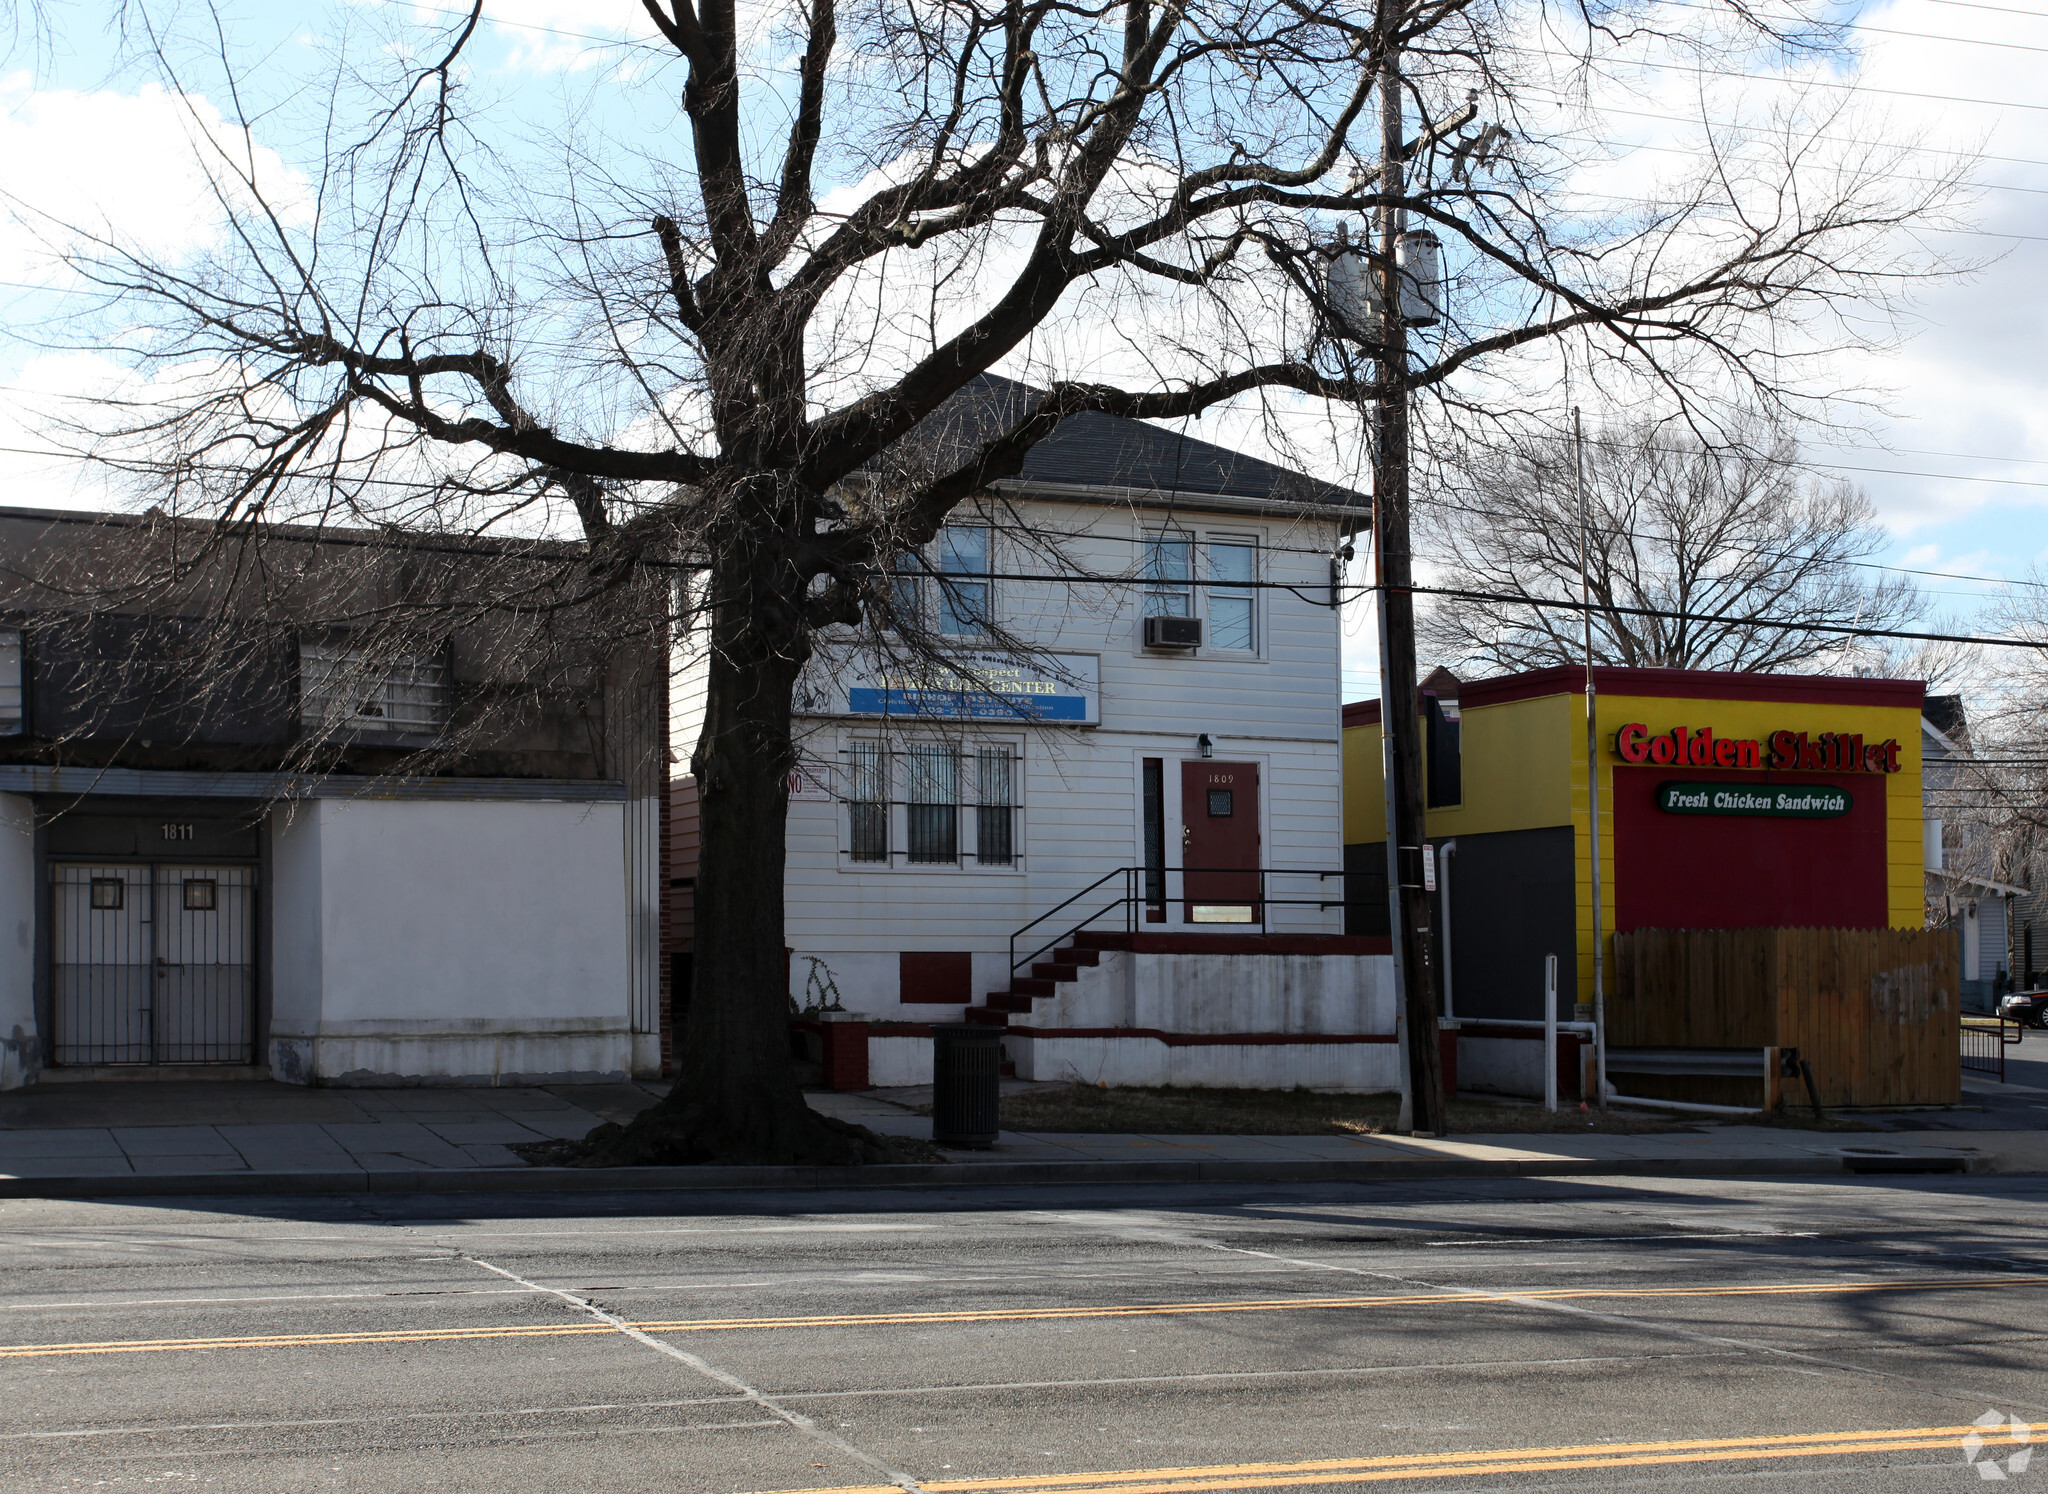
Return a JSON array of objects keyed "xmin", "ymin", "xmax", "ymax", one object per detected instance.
[
  {"xmin": 1342, "ymin": 692, "xmax": 1576, "ymax": 843},
  {"xmin": 1341, "ymin": 714, "xmax": 1384, "ymax": 846},
  {"xmin": 1342, "ymin": 683, "xmax": 1926, "ymax": 1006}
]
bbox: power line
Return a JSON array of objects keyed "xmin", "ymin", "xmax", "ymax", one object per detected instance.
[
  {"xmin": 1918, "ymin": 0, "xmax": 2048, "ymax": 21},
  {"xmin": 0, "ymin": 432, "xmax": 2040, "ymax": 599},
  {"xmin": 1388, "ymin": 580, "xmax": 2048, "ymax": 650}
]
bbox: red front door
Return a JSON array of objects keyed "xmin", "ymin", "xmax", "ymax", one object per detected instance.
[{"xmin": 1181, "ymin": 761, "xmax": 1261, "ymax": 923}]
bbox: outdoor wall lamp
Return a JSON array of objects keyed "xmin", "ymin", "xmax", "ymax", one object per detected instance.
[{"xmin": 1197, "ymin": 733, "xmax": 1214, "ymax": 759}]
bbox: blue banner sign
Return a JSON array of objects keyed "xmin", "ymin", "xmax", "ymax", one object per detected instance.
[{"xmin": 840, "ymin": 652, "xmax": 1100, "ymax": 724}]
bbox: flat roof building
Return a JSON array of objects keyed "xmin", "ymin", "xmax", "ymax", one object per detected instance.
[{"xmin": 1344, "ymin": 665, "xmax": 1927, "ymax": 1026}]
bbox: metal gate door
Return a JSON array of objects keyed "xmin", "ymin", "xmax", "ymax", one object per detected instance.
[{"xmin": 52, "ymin": 863, "xmax": 255, "ymax": 1065}]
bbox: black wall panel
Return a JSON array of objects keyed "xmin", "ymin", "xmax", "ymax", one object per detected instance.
[{"xmin": 1439, "ymin": 825, "xmax": 1578, "ymax": 1021}]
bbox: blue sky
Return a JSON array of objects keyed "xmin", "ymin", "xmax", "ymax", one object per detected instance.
[{"xmin": 0, "ymin": 0, "xmax": 2041, "ymax": 703}]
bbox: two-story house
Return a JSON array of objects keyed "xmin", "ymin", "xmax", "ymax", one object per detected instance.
[{"xmin": 668, "ymin": 376, "xmax": 1402, "ymax": 1091}]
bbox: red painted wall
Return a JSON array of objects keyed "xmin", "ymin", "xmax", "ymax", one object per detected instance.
[{"xmin": 1611, "ymin": 766, "xmax": 1890, "ymax": 931}]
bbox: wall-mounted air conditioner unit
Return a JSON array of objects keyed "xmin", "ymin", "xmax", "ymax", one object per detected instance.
[{"xmin": 1144, "ymin": 616, "xmax": 1203, "ymax": 649}]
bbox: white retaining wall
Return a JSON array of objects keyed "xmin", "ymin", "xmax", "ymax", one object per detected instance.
[
  {"xmin": 269, "ymin": 797, "xmax": 634, "ymax": 1085},
  {"xmin": 1007, "ymin": 1032, "xmax": 1398, "ymax": 1091},
  {"xmin": 1013, "ymin": 950, "xmax": 1394, "ymax": 1034}
]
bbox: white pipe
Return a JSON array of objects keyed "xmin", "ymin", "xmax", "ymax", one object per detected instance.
[
  {"xmin": 1543, "ymin": 953, "xmax": 1558, "ymax": 1112},
  {"xmin": 1439, "ymin": 839, "xmax": 1456, "ymax": 1021},
  {"xmin": 1608, "ymin": 1092, "xmax": 1761, "ymax": 1116},
  {"xmin": 1455, "ymin": 1018, "xmax": 1597, "ymax": 1033}
]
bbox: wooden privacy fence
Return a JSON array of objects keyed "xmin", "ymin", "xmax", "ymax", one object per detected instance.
[{"xmin": 1611, "ymin": 927, "xmax": 1959, "ymax": 1108}]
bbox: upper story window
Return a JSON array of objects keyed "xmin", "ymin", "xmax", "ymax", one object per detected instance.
[
  {"xmin": 1424, "ymin": 693, "xmax": 1462, "ymax": 807},
  {"xmin": 937, "ymin": 525, "xmax": 991, "ymax": 636},
  {"xmin": 1205, "ymin": 540, "xmax": 1256, "ymax": 651},
  {"xmin": 1143, "ymin": 531, "xmax": 1258, "ymax": 653},
  {"xmin": 891, "ymin": 524, "xmax": 994, "ymax": 637},
  {"xmin": 299, "ymin": 641, "xmax": 450, "ymax": 738},
  {"xmin": 1144, "ymin": 531, "xmax": 1192, "ymax": 616},
  {"xmin": 0, "ymin": 628, "xmax": 21, "ymax": 735}
]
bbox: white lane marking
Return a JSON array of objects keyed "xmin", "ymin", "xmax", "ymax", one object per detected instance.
[
  {"xmin": 0, "ymin": 1222, "xmax": 939, "ymax": 1249},
  {"xmin": 9, "ymin": 1411, "xmax": 775, "ymax": 1441},
  {"xmin": 1186, "ymin": 1234, "xmax": 2048, "ymax": 1418},
  {"xmin": 1, "ymin": 1353, "xmax": 1751, "ymax": 1442},
  {"xmin": 0, "ymin": 1288, "xmax": 534, "ymax": 1311},
  {"xmin": 462, "ymin": 1252, "xmax": 925, "ymax": 1492},
  {"xmin": 1427, "ymin": 1232, "xmax": 1823, "ymax": 1247},
  {"xmin": 0, "ymin": 1281, "xmax": 781, "ymax": 1312}
]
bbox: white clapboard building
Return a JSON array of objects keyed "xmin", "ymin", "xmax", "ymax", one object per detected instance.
[{"xmin": 669, "ymin": 377, "xmax": 1399, "ymax": 1089}]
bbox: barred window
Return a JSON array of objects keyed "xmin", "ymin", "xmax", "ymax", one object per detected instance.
[
  {"xmin": 848, "ymin": 741, "xmax": 889, "ymax": 863},
  {"xmin": 976, "ymin": 747, "xmax": 1014, "ymax": 866},
  {"xmin": 905, "ymin": 745, "xmax": 959, "ymax": 864},
  {"xmin": 0, "ymin": 628, "xmax": 21, "ymax": 735},
  {"xmin": 299, "ymin": 642, "xmax": 449, "ymax": 737},
  {"xmin": 845, "ymin": 738, "xmax": 1020, "ymax": 868}
]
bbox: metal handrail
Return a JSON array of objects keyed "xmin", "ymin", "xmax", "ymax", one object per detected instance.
[
  {"xmin": 1008, "ymin": 865, "xmax": 1361, "ymax": 974},
  {"xmin": 1008, "ymin": 866, "xmax": 1134, "ymax": 978}
]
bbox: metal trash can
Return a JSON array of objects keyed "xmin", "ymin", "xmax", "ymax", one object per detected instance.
[{"xmin": 931, "ymin": 1024, "xmax": 1002, "ymax": 1148}]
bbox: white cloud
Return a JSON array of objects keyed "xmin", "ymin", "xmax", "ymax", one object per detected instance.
[{"xmin": 0, "ymin": 76, "xmax": 312, "ymax": 287}]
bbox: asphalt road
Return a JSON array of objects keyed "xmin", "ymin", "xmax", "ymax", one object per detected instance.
[{"xmin": 3, "ymin": 1174, "xmax": 2046, "ymax": 1492}]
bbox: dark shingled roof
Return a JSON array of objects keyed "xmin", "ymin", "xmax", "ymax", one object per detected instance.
[
  {"xmin": 870, "ymin": 373, "xmax": 1364, "ymax": 510},
  {"xmin": 1924, "ymin": 693, "xmax": 1968, "ymax": 743}
]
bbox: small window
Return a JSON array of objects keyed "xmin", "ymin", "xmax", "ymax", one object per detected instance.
[
  {"xmin": 183, "ymin": 879, "xmax": 218, "ymax": 911},
  {"xmin": 0, "ymin": 628, "xmax": 21, "ymax": 735},
  {"xmin": 1208, "ymin": 788, "xmax": 1234, "ymax": 817},
  {"xmin": 1425, "ymin": 695, "xmax": 1463, "ymax": 808},
  {"xmin": 1204, "ymin": 542, "xmax": 1256, "ymax": 651},
  {"xmin": 300, "ymin": 642, "xmax": 450, "ymax": 737},
  {"xmin": 848, "ymin": 742, "xmax": 889, "ymax": 863},
  {"xmin": 1144, "ymin": 532, "xmax": 1193, "ymax": 617},
  {"xmin": 89, "ymin": 877, "xmax": 124, "ymax": 910},
  {"xmin": 976, "ymin": 747, "xmax": 1015, "ymax": 866},
  {"xmin": 889, "ymin": 551, "xmax": 924, "ymax": 626},
  {"xmin": 938, "ymin": 526, "xmax": 991, "ymax": 637},
  {"xmin": 1142, "ymin": 758, "xmax": 1166, "ymax": 919},
  {"xmin": 905, "ymin": 745, "xmax": 959, "ymax": 864}
]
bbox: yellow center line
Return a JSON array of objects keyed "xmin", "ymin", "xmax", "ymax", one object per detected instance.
[
  {"xmin": 749, "ymin": 1424, "xmax": 2027, "ymax": 1494},
  {"xmin": 2, "ymin": 1274, "xmax": 2041, "ymax": 1361}
]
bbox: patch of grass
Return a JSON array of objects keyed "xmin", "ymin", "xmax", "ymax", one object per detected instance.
[{"xmin": 993, "ymin": 1084, "xmax": 1704, "ymax": 1136}]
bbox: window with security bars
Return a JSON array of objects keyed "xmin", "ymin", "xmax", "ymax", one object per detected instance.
[
  {"xmin": 975, "ymin": 748, "xmax": 1014, "ymax": 865},
  {"xmin": 299, "ymin": 642, "xmax": 450, "ymax": 737},
  {"xmin": 905, "ymin": 745, "xmax": 959, "ymax": 864},
  {"xmin": 847, "ymin": 741, "xmax": 889, "ymax": 862},
  {"xmin": 0, "ymin": 628, "xmax": 21, "ymax": 735},
  {"xmin": 845, "ymin": 739, "xmax": 1020, "ymax": 868}
]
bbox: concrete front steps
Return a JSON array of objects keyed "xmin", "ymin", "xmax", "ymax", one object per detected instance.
[{"xmin": 963, "ymin": 930, "xmax": 1390, "ymax": 1029}]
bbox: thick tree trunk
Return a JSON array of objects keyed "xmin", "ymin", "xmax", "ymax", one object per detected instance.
[{"xmin": 581, "ymin": 539, "xmax": 912, "ymax": 1166}]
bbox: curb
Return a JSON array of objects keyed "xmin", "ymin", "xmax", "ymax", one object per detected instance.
[{"xmin": 0, "ymin": 1150, "xmax": 1980, "ymax": 1200}]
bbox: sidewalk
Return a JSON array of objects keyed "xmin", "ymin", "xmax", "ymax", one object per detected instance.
[{"xmin": 0, "ymin": 1078, "xmax": 2042, "ymax": 1198}]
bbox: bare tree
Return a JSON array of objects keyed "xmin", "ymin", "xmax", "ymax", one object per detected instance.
[
  {"xmin": 1418, "ymin": 420, "xmax": 1924, "ymax": 674},
  {"xmin": 29, "ymin": 0, "xmax": 1969, "ymax": 1161}
]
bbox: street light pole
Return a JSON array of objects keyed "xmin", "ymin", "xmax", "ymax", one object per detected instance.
[{"xmin": 1372, "ymin": 0, "xmax": 1445, "ymax": 1137}]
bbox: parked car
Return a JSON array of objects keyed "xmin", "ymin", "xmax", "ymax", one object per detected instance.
[{"xmin": 1999, "ymin": 990, "xmax": 2048, "ymax": 1028}]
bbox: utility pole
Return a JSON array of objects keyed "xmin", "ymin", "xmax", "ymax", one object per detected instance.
[
  {"xmin": 1574, "ymin": 407, "xmax": 1608, "ymax": 1110},
  {"xmin": 1372, "ymin": 0, "xmax": 1445, "ymax": 1137}
]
